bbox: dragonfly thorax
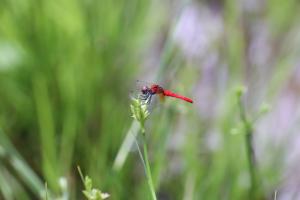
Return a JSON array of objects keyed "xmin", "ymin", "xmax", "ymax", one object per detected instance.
[{"xmin": 150, "ymin": 84, "xmax": 164, "ymax": 94}]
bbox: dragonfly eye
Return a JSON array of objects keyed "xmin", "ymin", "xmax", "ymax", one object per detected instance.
[{"xmin": 141, "ymin": 86, "xmax": 149, "ymax": 94}]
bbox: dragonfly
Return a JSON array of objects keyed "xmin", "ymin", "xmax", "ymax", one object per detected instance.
[{"xmin": 137, "ymin": 81, "xmax": 193, "ymax": 104}]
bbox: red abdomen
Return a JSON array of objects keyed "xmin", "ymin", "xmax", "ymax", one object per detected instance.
[{"xmin": 163, "ymin": 90, "xmax": 193, "ymax": 103}]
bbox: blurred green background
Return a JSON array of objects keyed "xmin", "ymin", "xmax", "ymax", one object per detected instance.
[{"xmin": 1, "ymin": 0, "xmax": 300, "ymax": 199}]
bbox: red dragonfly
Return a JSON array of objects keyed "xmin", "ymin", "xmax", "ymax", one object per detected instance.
[{"xmin": 138, "ymin": 82, "xmax": 193, "ymax": 104}]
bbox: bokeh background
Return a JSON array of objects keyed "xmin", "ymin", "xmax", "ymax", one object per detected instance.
[{"xmin": 1, "ymin": 0, "xmax": 300, "ymax": 199}]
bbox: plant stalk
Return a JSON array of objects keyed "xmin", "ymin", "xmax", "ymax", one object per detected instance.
[
  {"xmin": 142, "ymin": 131, "xmax": 157, "ymax": 200},
  {"xmin": 238, "ymin": 97, "xmax": 256, "ymax": 198}
]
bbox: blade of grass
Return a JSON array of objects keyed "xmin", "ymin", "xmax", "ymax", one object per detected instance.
[
  {"xmin": 32, "ymin": 75, "xmax": 59, "ymax": 192},
  {"xmin": 113, "ymin": 120, "xmax": 139, "ymax": 171},
  {"xmin": 0, "ymin": 129, "xmax": 45, "ymax": 197}
]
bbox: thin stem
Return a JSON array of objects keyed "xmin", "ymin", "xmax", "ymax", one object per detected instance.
[
  {"xmin": 77, "ymin": 166, "xmax": 85, "ymax": 183},
  {"xmin": 133, "ymin": 135, "xmax": 147, "ymax": 172},
  {"xmin": 245, "ymin": 131, "xmax": 256, "ymax": 195},
  {"xmin": 141, "ymin": 131, "xmax": 157, "ymax": 200},
  {"xmin": 129, "ymin": 98, "xmax": 157, "ymax": 200},
  {"xmin": 238, "ymin": 97, "xmax": 256, "ymax": 197}
]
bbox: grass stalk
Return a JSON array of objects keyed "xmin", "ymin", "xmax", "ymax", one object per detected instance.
[
  {"xmin": 142, "ymin": 131, "xmax": 157, "ymax": 200},
  {"xmin": 130, "ymin": 98, "xmax": 157, "ymax": 200},
  {"xmin": 236, "ymin": 88, "xmax": 256, "ymax": 198}
]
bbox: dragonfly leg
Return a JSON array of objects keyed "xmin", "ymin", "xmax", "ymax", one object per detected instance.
[
  {"xmin": 145, "ymin": 94, "xmax": 152, "ymax": 105},
  {"xmin": 139, "ymin": 94, "xmax": 148, "ymax": 101}
]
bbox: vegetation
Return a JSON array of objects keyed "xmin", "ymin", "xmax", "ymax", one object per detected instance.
[{"xmin": 0, "ymin": 0, "xmax": 299, "ymax": 199}]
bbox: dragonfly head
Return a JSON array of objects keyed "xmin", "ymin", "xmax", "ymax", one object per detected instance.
[
  {"xmin": 141, "ymin": 86, "xmax": 150, "ymax": 94},
  {"xmin": 139, "ymin": 86, "xmax": 153, "ymax": 104}
]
